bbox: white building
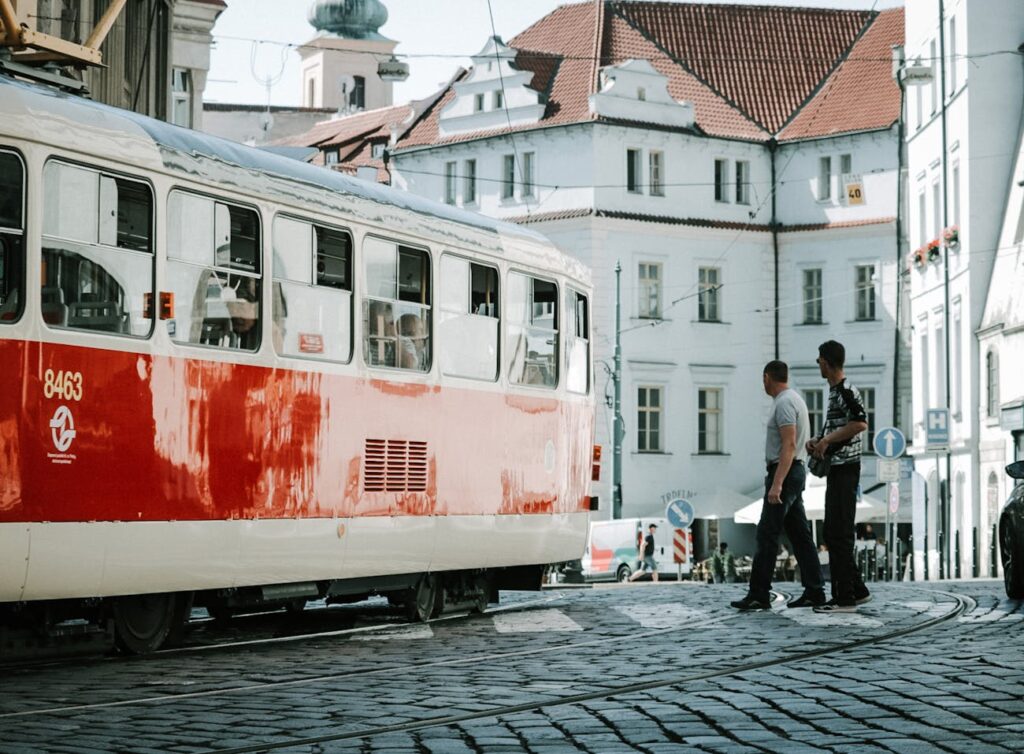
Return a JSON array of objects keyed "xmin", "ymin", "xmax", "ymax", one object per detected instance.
[
  {"xmin": 903, "ymin": 0, "xmax": 1024, "ymax": 579},
  {"xmin": 171, "ymin": 0, "xmax": 226, "ymax": 130},
  {"xmin": 389, "ymin": 1, "xmax": 907, "ymax": 550}
]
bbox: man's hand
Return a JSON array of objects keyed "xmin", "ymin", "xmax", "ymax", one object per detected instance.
[
  {"xmin": 767, "ymin": 483, "xmax": 783, "ymax": 505},
  {"xmin": 811, "ymin": 438, "xmax": 829, "ymax": 458}
]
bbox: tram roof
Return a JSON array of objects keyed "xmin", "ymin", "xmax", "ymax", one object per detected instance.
[{"xmin": 0, "ymin": 75, "xmax": 589, "ymax": 283}]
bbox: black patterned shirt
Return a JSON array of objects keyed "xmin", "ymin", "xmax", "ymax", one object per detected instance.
[{"xmin": 817, "ymin": 379, "xmax": 867, "ymax": 466}]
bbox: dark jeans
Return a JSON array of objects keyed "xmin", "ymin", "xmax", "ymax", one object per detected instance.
[
  {"xmin": 748, "ymin": 461, "xmax": 824, "ymax": 602},
  {"xmin": 824, "ymin": 462, "xmax": 867, "ymax": 603}
]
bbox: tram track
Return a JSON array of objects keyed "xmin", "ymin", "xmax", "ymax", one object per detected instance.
[{"xmin": 193, "ymin": 587, "xmax": 971, "ymax": 754}]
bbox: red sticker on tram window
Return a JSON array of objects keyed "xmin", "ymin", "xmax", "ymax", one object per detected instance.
[{"xmin": 298, "ymin": 334, "xmax": 324, "ymax": 354}]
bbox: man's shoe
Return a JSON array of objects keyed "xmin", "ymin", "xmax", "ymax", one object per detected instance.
[
  {"xmin": 813, "ymin": 599, "xmax": 857, "ymax": 613},
  {"xmin": 855, "ymin": 590, "xmax": 872, "ymax": 605},
  {"xmin": 787, "ymin": 593, "xmax": 826, "ymax": 609},
  {"xmin": 730, "ymin": 595, "xmax": 771, "ymax": 611}
]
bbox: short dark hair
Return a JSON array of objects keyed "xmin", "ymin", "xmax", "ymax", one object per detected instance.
[
  {"xmin": 763, "ymin": 360, "xmax": 788, "ymax": 383},
  {"xmin": 648, "ymin": 523, "xmax": 657, "ymax": 529},
  {"xmin": 818, "ymin": 340, "xmax": 846, "ymax": 369},
  {"xmin": 719, "ymin": 542, "xmax": 728, "ymax": 551}
]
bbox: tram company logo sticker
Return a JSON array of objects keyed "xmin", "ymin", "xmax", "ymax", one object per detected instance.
[{"xmin": 47, "ymin": 404, "xmax": 77, "ymax": 464}]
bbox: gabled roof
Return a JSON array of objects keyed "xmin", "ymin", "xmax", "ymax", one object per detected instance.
[{"xmin": 395, "ymin": 1, "xmax": 904, "ymax": 149}]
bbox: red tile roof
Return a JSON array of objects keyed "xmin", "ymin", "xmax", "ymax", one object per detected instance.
[{"xmin": 395, "ymin": 1, "xmax": 903, "ymax": 149}]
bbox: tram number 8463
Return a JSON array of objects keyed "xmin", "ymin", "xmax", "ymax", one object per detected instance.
[{"xmin": 42, "ymin": 369, "xmax": 84, "ymax": 402}]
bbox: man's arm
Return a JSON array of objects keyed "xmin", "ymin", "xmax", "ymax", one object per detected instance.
[
  {"xmin": 769, "ymin": 423, "xmax": 797, "ymax": 505},
  {"xmin": 812, "ymin": 387, "xmax": 868, "ymax": 456}
]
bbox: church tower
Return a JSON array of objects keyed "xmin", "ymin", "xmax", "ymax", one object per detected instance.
[{"xmin": 299, "ymin": 0, "xmax": 407, "ymax": 113}]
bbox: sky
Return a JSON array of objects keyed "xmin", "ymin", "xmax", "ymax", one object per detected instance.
[{"xmin": 205, "ymin": 0, "xmax": 904, "ymax": 108}]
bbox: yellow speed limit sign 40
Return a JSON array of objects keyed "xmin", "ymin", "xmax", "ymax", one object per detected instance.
[{"xmin": 844, "ymin": 174, "xmax": 865, "ymax": 205}]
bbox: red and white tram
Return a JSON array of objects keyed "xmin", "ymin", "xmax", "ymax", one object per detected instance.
[{"xmin": 0, "ymin": 75, "xmax": 596, "ymax": 652}]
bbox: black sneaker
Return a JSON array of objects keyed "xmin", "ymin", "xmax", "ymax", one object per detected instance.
[
  {"xmin": 855, "ymin": 590, "xmax": 872, "ymax": 606},
  {"xmin": 813, "ymin": 599, "xmax": 857, "ymax": 613},
  {"xmin": 730, "ymin": 595, "xmax": 771, "ymax": 611},
  {"xmin": 787, "ymin": 593, "xmax": 826, "ymax": 609}
]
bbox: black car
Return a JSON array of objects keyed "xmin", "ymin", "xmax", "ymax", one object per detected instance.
[{"xmin": 1001, "ymin": 461, "xmax": 1024, "ymax": 598}]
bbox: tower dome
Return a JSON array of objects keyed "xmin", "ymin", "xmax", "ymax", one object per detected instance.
[{"xmin": 308, "ymin": 0, "xmax": 389, "ymax": 40}]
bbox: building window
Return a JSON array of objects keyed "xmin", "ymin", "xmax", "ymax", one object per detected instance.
[
  {"xmin": 935, "ymin": 320, "xmax": 946, "ymax": 408},
  {"xmin": 714, "ymin": 158, "xmax": 728, "ymax": 202},
  {"xmin": 502, "ymin": 154, "xmax": 515, "ymax": 200},
  {"xmin": 818, "ymin": 156, "xmax": 832, "ymax": 201},
  {"xmin": 444, "ymin": 162, "xmax": 457, "ymax": 205},
  {"xmin": 522, "ymin": 152, "xmax": 535, "ymax": 198},
  {"xmin": 855, "ymin": 264, "xmax": 875, "ymax": 321},
  {"xmin": 307, "ymin": 77, "xmax": 316, "ymax": 107},
  {"xmin": 626, "ymin": 149, "xmax": 641, "ymax": 193},
  {"xmin": 638, "ymin": 262, "xmax": 662, "ymax": 319},
  {"xmin": 953, "ymin": 306, "xmax": 962, "ymax": 416},
  {"xmin": 325, "ymin": 150, "xmax": 339, "ymax": 165},
  {"xmin": 649, "ymin": 151, "xmax": 664, "ymax": 196},
  {"xmin": 948, "ymin": 17, "xmax": 958, "ymax": 92},
  {"xmin": 987, "ymin": 350, "xmax": 999, "ymax": 417},
  {"xmin": 371, "ymin": 143, "xmax": 385, "ymax": 159},
  {"xmin": 349, "ymin": 76, "xmax": 366, "ymax": 110},
  {"xmin": 840, "ymin": 153, "xmax": 852, "ymax": 176},
  {"xmin": 698, "ymin": 266, "xmax": 721, "ymax": 322},
  {"xmin": 464, "ymin": 159, "xmax": 477, "ymax": 204},
  {"xmin": 802, "ymin": 268, "xmax": 822, "ymax": 324},
  {"xmin": 860, "ymin": 387, "xmax": 876, "ymax": 453},
  {"xmin": 804, "ymin": 389, "xmax": 824, "ymax": 437},
  {"xmin": 697, "ymin": 388, "xmax": 723, "ymax": 454},
  {"xmin": 918, "ymin": 191, "xmax": 928, "ymax": 248},
  {"xmin": 493, "ymin": 90, "xmax": 503, "ymax": 109},
  {"xmin": 988, "ymin": 472, "xmax": 1000, "ymax": 525},
  {"xmin": 638, "ymin": 386, "xmax": 663, "ymax": 453},
  {"xmin": 735, "ymin": 160, "xmax": 750, "ymax": 204},
  {"xmin": 932, "ymin": 181, "xmax": 942, "ymax": 238},
  {"xmin": 952, "ymin": 164, "xmax": 960, "ymax": 228},
  {"xmin": 637, "ymin": 87, "xmax": 646, "ymax": 101},
  {"xmin": 171, "ymin": 68, "xmax": 192, "ymax": 128},
  {"xmin": 474, "ymin": 93, "xmax": 484, "ymax": 112},
  {"xmin": 920, "ymin": 330, "xmax": 931, "ymax": 409},
  {"xmin": 914, "ymin": 57, "xmax": 923, "ymax": 129},
  {"xmin": 929, "ymin": 40, "xmax": 938, "ymax": 114}
]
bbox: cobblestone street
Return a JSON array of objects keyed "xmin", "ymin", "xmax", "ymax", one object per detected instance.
[{"xmin": 1, "ymin": 580, "xmax": 1021, "ymax": 753}]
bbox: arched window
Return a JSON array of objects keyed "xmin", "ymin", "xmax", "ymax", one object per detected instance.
[{"xmin": 987, "ymin": 350, "xmax": 1000, "ymax": 417}]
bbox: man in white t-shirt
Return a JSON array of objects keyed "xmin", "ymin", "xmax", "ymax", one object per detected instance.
[{"xmin": 732, "ymin": 360, "xmax": 825, "ymax": 611}]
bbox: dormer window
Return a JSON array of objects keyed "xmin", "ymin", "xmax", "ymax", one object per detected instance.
[
  {"xmin": 474, "ymin": 93, "xmax": 485, "ymax": 112},
  {"xmin": 494, "ymin": 91, "xmax": 504, "ymax": 109},
  {"xmin": 371, "ymin": 143, "xmax": 385, "ymax": 159},
  {"xmin": 637, "ymin": 87, "xmax": 646, "ymax": 101}
]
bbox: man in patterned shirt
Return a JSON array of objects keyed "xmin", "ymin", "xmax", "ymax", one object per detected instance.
[{"xmin": 807, "ymin": 340, "xmax": 871, "ymax": 613}]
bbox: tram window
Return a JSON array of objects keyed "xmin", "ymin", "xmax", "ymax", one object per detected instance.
[
  {"xmin": 507, "ymin": 272, "xmax": 558, "ymax": 389},
  {"xmin": 566, "ymin": 289, "xmax": 590, "ymax": 395},
  {"xmin": 0, "ymin": 150, "xmax": 24, "ymax": 323},
  {"xmin": 438, "ymin": 255, "xmax": 499, "ymax": 381},
  {"xmin": 272, "ymin": 215, "xmax": 352, "ymax": 362},
  {"xmin": 167, "ymin": 191, "xmax": 261, "ymax": 351},
  {"xmin": 363, "ymin": 237, "xmax": 430, "ymax": 372},
  {"xmin": 41, "ymin": 161, "xmax": 153, "ymax": 337}
]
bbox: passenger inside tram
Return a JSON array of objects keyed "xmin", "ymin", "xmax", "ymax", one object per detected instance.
[
  {"xmin": 398, "ymin": 312, "xmax": 427, "ymax": 370},
  {"xmin": 367, "ymin": 299, "xmax": 397, "ymax": 367}
]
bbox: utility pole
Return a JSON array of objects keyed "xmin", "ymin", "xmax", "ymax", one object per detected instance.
[
  {"xmin": 938, "ymin": 0, "xmax": 953, "ymax": 579},
  {"xmin": 613, "ymin": 260, "xmax": 623, "ymax": 519}
]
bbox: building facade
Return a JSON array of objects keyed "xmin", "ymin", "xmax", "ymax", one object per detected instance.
[
  {"xmin": 389, "ymin": 2, "xmax": 908, "ymax": 542},
  {"xmin": 903, "ymin": 0, "xmax": 1024, "ymax": 579}
]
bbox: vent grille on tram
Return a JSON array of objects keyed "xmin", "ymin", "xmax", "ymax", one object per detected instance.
[{"xmin": 363, "ymin": 439, "xmax": 428, "ymax": 492}]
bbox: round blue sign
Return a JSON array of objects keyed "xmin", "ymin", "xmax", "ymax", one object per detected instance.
[
  {"xmin": 872, "ymin": 427, "xmax": 906, "ymax": 459},
  {"xmin": 665, "ymin": 498, "xmax": 695, "ymax": 530}
]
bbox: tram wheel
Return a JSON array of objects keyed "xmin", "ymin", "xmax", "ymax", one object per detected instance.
[
  {"xmin": 284, "ymin": 599, "xmax": 307, "ymax": 614},
  {"xmin": 472, "ymin": 574, "xmax": 490, "ymax": 614},
  {"xmin": 405, "ymin": 574, "xmax": 438, "ymax": 622},
  {"xmin": 112, "ymin": 593, "xmax": 185, "ymax": 654},
  {"xmin": 1001, "ymin": 512, "xmax": 1024, "ymax": 599}
]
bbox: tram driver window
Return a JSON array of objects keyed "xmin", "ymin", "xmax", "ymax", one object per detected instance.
[
  {"xmin": 363, "ymin": 237, "xmax": 430, "ymax": 371},
  {"xmin": 272, "ymin": 215, "xmax": 352, "ymax": 361},
  {"xmin": 438, "ymin": 255, "xmax": 499, "ymax": 381},
  {"xmin": 507, "ymin": 273, "xmax": 558, "ymax": 389},
  {"xmin": 0, "ymin": 151, "xmax": 25, "ymax": 323},
  {"xmin": 41, "ymin": 161, "xmax": 153, "ymax": 336},
  {"xmin": 566, "ymin": 289, "xmax": 590, "ymax": 394},
  {"xmin": 167, "ymin": 191, "xmax": 262, "ymax": 351}
]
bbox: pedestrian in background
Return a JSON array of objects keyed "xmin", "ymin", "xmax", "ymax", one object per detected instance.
[
  {"xmin": 712, "ymin": 542, "xmax": 736, "ymax": 583},
  {"xmin": 807, "ymin": 340, "xmax": 872, "ymax": 613},
  {"xmin": 629, "ymin": 523, "xmax": 659, "ymax": 583},
  {"xmin": 732, "ymin": 361, "xmax": 825, "ymax": 610}
]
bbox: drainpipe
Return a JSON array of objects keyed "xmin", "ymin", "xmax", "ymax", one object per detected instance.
[
  {"xmin": 892, "ymin": 45, "xmax": 906, "ymax": 434},
  {"xmin": 938, "ymin": 0, "xmax": 952, "ymax": 578},
  {"xmin": 769, "ymin": 138, "xmax": 780, "ymax": 360}
]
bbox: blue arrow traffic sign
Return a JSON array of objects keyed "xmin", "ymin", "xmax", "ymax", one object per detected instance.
[
  {"xmin": 665, "ymin": 498, "xmax": 695, "ymax": 530},
  {"xmin": 872, "ymin": 426, "xmax": 906, "ymax": 459}
]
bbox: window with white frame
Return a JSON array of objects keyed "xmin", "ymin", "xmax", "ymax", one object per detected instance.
[
  {"xmin": 952, "ymin": 164, "xmax": 960, "ymax": 228},
  {"xmin": 934, "ymin": 319, "xmax": 946, "ymax": 409},
  {"xmin": 948, "ymin": 17, "xmax": 958, "ymax": 92},
  {"xmin": 804, "ymin": 389, "xmax": 824, "ymax": 437},
  {"xmin": 802, "ymin": 268, "xmax": 822, "ymax": 324},
  {"xmin": 502, "ymin": 154, "xmax": 515, "ymax": 200},
  {"xmin": 929, "ymin": 39, "xmax": 938, "ymax": 114},
  {"xmin": 474, "ymin": 93, "xmax": 484, "ymax": 112},
  {"xmin": 464, "ymin": 159, "xmax": 477, "ymax": 204},
  {"xmin": 714, "ymin": 158, "xmax": 728, "ymax": 202},
  {"xmin": 698, "ymin": 266, "xmax": 721, "ymax": 322},
  {"xmin": 638, "ymin": 262, "xmax": 662, "ymax": 319},
  {"xmin": 987, "ymin": 349, "xmax": 999, "ymax": 417},
  {"xmin": 637, "ymin": 386, "xmax": 663, "ymax": 453},
  {"xmin": 697, "ymin": 388, "xmax": 723, "ymax": 454},
  {"xmin": 818, "ymin": 156, "xmax": 832, "ymax": 201},
  {"xmin": 627, "ymin": 149, "xmax": 642, "ymax": 193},
  {"xmin": 920, "ymin": 328, "xmax": 931, "ymax": 409},
  {"xmin": 735, "ymin": 160, "xmax": 750, "ymax": 204},
  {"xmin": 860, "ymin": 387, "xmax": 876, "ymax": 453},
  {"xmin": 855, "ymin": 264, "xmax": 875, "ymax": 321},
  {"xmin": 522, "ymin": 152, "xmax": 535, "ymax": 198},
  {"xmin": 918, "ymin": 191, "xmax": 928, "ymax": 247},
  {"xmin": 953, "ymin": 304, "xmax": 962, "ymax": 416},
  {"xmin": 444, "ymin": 162, "xmax": 457, "ymax": 205},
  {"xmin": 840, "ymin": 153, "xmax": 852, "ymax": 177},
  {"xmin": 932, "ymin": 181, "xmax": 942, "ymax": 238},
  {"xmin": 914, "ymin": 58, "xmax": 923, "ymax": 129},
  {"xmin": 649, "ymin": 151, "xmax": 664, "ymax": 196},
  {"xmin": 493, "ymin": 90, "xmax": 503, "ymax": 110},
  {"xmin": 171, "ymin": 68, "xmax": 192, "ymax": 128}
]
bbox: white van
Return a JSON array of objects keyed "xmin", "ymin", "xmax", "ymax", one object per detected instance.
[{"xmin": 580, "ymin": 517, "xmax": 692, "ymax": 581}]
